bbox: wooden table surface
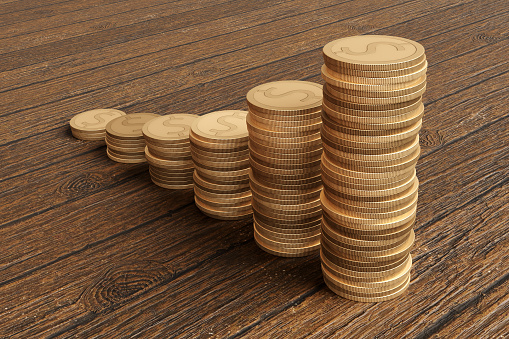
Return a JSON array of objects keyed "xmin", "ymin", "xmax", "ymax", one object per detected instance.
[{"xmin": 1, "ymin": 0, "xmax": 508, "ymax": 338}]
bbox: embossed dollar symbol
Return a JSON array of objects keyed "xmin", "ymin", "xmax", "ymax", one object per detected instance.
[
  {"xmin": 339, "ymin": 41, "xmax": 407, "ymax": 55},
  {"xmin": 81, "ymin": 112, "xmax": 117, "ymax": 127},
  {"xmin": 209, "ymin": 112, "xmax": 246, "ymax": 135},
  {"xmin": 258, "ymin": 87, "xmax": 321, "ymax": 102},
  {"xmin": 162, "ymin": 116, "xmax": 189, "ymax": 137},
  {"xmin": 121, "ymin": 116, "xmax": 146, "ymax": 133}
]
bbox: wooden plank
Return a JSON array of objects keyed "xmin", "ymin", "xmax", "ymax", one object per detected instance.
[{"xmin": 0, "ymin": 100, "xmax": 506, "ymax": 337}]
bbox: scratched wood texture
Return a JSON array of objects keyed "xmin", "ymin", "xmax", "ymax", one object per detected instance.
[{"xmin": 0, "ymin": 0, "xmax": 507, "ymax": 338}]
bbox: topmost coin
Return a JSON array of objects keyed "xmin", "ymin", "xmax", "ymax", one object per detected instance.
[
  {"xmin": 191, "ymin": 110, "xmax": 248, "ymax": 144},
  {"xmin": 106, "ymin": 113, "xmax": 160, "ymax": 139},
  {"xmin": 323, "ymin": 35, "xmax": 425, "ymax": 71},
  {"xmin": 70, "ymin": 108, "xmax": 126, "ymax": 132},
  {"xmin": 246, "ymin": 80, "xmax": 323, "ymax": 115},
  {"xmin": 142, "ymin": 114, "xmax": 198, "ymax": 144}
]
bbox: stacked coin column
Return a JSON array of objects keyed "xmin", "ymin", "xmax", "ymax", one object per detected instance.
[
  {"xmin": 190, "ymin": 110, "xmax": 252, "ymax": 221},
  {"xmin": 142, "ymin": 114, "xmax": 197, "ymax": 190},
  {"xmin": 105, "ymin": 113, "xmax": 160, "ymax": 163},
  {"xmin": 246, "ymin": 81, "xmax": 324, "ymax": 257},
  {"xmin": 319, "ymin": 35, "xmax": 427, "ymax": 302}
]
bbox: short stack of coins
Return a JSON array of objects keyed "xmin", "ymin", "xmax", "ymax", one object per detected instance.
[
  {"xmin": 246, "ymin": 80, "xmax": 324, "ymax": 257},
  {"xmin": 190, "ymin": 110, "xmax": 252, "ymax": 220},
  {"xmin": 319, "ymin": 35, "xmax": 426, "ymax": 302},
  {"xmin": 70, "ymin": 108, "xmax": 126, "ymax": 141},
  {"xmin": 105, "ymin": 113, "xmax": 160, "ymax": 163},
  {"xmin": 142, "ymin": 114, "xmax": 198, "ymax": 189}
]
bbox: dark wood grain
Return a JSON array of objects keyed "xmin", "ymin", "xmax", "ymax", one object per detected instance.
[{"xmin": 0, "ymin": 0, "xmax": 507, "ymax": 338}]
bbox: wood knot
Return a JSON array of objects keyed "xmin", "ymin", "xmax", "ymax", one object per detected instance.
[
  {"xmin": 91, "ymin": 22, "xmax": 117, "ymax": 30},
  {"xmin": 189, "ymin": 67, "xmax": 223, "ymax": 77},
  {"xmin": 346, "ymin": 23, "xmax": 376, "ymax": 33},
  {"xmin": 419, "ymin": 129, "xmax": 444, "ymax": 147},
  {"xmin": 81, "ymin": 260, "xmax": 173, "ymax": 314},
  {"xmin": 57, "ymin": 172, "xmax": 105, "ymax": 198},
  {"xmin": 471, "ymin": 33, "xmax": 505, "ymax": 44}
]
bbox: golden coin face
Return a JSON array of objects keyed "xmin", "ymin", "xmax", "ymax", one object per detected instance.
[
  {"xmin": 246, "ymin": 81, "xmax": 323, "ymax": 112},
  {"xmin": 142, "ymin": 114, "xmax": 198, "ymax": 142},
  {"xmin": 323, "ymin": 35, "xmax": 425, "ymax": 70},
  {"xmin": 191, "ymin": 110, "xmax": 248, "ymax": 142},
  {"xmin": 106, "ymin": 113, "xmax": 160, "ymax": 138},
  {"xmin": 70, "ymin": 109, "xmax": 126, "ymax": 132}
]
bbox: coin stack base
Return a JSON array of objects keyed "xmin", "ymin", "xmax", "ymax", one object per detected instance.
[
  {"xmin": 105, "ymin": 113, "xmax": 160, "ymax": 163},
  {"xmin": 142, "ymin": 114, "xmax": 198, "ymax": 189},
  {"xmin": 246, "ymin": 81, "xmax": 324, "ymax": 257},
  {"xmin": 320, "ymin": 35, "xmax": 427, "ymax": 301},
  {"xmin": 190, "ymin": 111, "xmax": 252, "ymax": 220}
]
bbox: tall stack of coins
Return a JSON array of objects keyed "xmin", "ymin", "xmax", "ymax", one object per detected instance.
[
  {"xmin": 190, "ymin": 110, "xmax": 252, "ymax": 220},
  {"xmin": 70, "ymin": 109, "xmax": 126, "ymax": 141},
  {"xmin": 105, "ymin": 113, "xmax": 160, "ymax": 163},
  {"xmin": 142, "ymin": 114, "xmax": 198, "ymax": 189},
  {"xmin": 319, "ymin": 35, "xmax": 426, "ymax": 302},
  {"xmin": 246, "ymin": 80, "xmax": 324, "ymax": 257}
]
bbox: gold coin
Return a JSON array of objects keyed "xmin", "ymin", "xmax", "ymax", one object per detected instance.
[
  {"xmin": 107, "ymin": 147, "xmax": 145, "ymax": 159},
  {"xmin": 248, "ymin": 128, "xmax": 321, "ymax": 146},
  {"xmin": 253, "ymin": 195, "xmax": 321, "ymax": 212},
  {"xmin": 321, "ymin": 249, "xmax": 411, "ymax": 282},
  {"xmin": 189, "ymin": 133, "xmax": 248, "ymax": 151},
  {"xmin": 105, "ymin": 113, "xmax": 160, "ymax": 139},
  {"xmin": 254, "ymin": 228, "xmax": 320, "ymax": 250},
  {"xmin": 248, "ymin": 111, "xmax": 322, "ymax": 129},
  {"xmin": 252, "ymin": 199, "xmax": 321, "ymax": 217},
  {"xmin": 105, "ymin": 134, "xmax": 145, "ymax": 148},
  {"xmin": 253, "ymin": 206, "xmax": 322, "ymax": 225},
  {"xmin": 151, "ymin": 178, "xmax": 194, "ymax": 190},
  {"xmin": 194, "ymin": 184, "xmax": 252, "ymax": 200},
  {"xmin": 193, "ymin": 157, "xmax": 250, "ymax": 172},
  {"xmin": 323, "ymin": 100, "xmax": 424, "ymax": 130},
  {"xmin": 190, "ymin": 144, "xmax": 250, "ymax": 159},
  {"xmin": 195, "ymin": 169, "xmax": 249, "ymax": 186},
  {"xmin": 251, "ymin": 167, "xmax": 322, "ymax": 183},
  {"xmin": 249, "ymin": 169, "xmax": 322, "ymax": 191},
  {"xmin": 250, "ymin": 155, "xmax": 321, "ymax": 175},
  {"xmin": 193, "ymin": 171, "xmax": 250, "ymax": 194},
  {"xmin": 246, "ymin": 114, "xmax": 321, "ymax": 137},
  {"xmin": 191, "ymin": 110, "xmax": 248, "ymax": 144},
  {"xmin": 195, "ymin": 197, "xmax": 252, "ymax": 221},
  {"xmin": 249, "ymin": 147, "xmax": 322, "ymax": 167},
  {"xmin": 106, "ymin": 142, "xmax": 145, "ymax": 154},
  {"xmin": 248, "ymin": 139, "xmax": 323, "ymax": 158},
  {"xmin": 70, "ymin": 109, "xmax": 126, "ymax": 134},
  {"xmin": 323, "ymin": 35, "xmax": 425, "ymax": 71},
  {"xmin": 254, "ymin": 233, "xmax": 320, "ymax": 257},
  {"xmin": 194, "ymin": 190, "xmax": 251, "ymax": 208},
  {"xmin": 254, "ymin": 215, "xmax": 321, "ymax": 233},
  {"xmin": 321, "ymin": 221, "xmax": 411, "ymax": 252},
  {"xmin": 248, "ymin": 106, "xmax": 322, "ymax": 121},
  {"xmin": 246, "ymin": 80, "xmax": 323, "ymax": 115},
  {"xmin": 322, "ymin": 265, "xmax": 410, "ymax": 297},
  {"xmin": 255, "ymin": 219, "xmax": 321, "ymax": 238},
  {"xmin": 323, "ymin": 88, "xmax": 422, "ymax": 117},
  {"xmin": 146, "ymin": 141, "xmax": 191, "ymax": 154},
  {"xmin": 142, "ymin": 114, "xmax": 197, "ymax": 145},
  {"xmin": 106, "ymin": 149, "xmax": 146, "ymax": 164},
  {"xmin": 325, "ymin": 58, "xmax": 427, "ymax": 81},
  {"xmin": 145, "ymin": 138, "xmax": 190, "ymax": 149},
  {"xmin": 325, "ymin": 83, "xmax": 425, "ymax": 105},
  {"xmin": 149, "ymin": 167, "xmax": 194, "ymax": 180},
  {"xmin": 148, "ymin": 149, "xmax": 192, "ymax": 161},
  {"xmin": 191, "ymin": 149, "xmax": 247, "ymax": 163},
  {"xmin": 251, "ymin": 183, "xmax": 321, "ymax": 205},
  {"xmin": 322, "ymin": 65, "xmax": 427, "ymax": 92},
  {"xmin": 254, "ymin": 223, "xmax": 321, "ymax": 244},
  {"xmin": 145, "ymin": 147, "xmax": 194, "ymax": 168},
  {"xmin": 71, "ymin": 130, "xmax": 105, "ymax": 141},
  {"xmin": 250, "ymin": 173, "xmax": 322, "ymax": 197}
]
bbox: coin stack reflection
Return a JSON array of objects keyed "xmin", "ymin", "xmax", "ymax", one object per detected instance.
[
  {"xmin": 105, "ymin": 113, "xmax": 160, "ymax": 163},
  {"xmin": 319, "ymin": 35, "xmax": 426, "ymax": 302},
  {"xmin": 246, "ymin": 81, "xmax": 324, "ymax": 257},
  {"xmin": 142, "ymin": 114, "xmax": 198, "ymax": 189},
  {"xmin": 190, "ymin": 110, "xmax": 252, "ymax": 220}
]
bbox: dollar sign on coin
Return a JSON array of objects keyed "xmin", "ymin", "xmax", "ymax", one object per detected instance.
[
  {"xmin": 260, "ymin": 87, "xmax": 322, "ymax": 103},
  {"xmin": 210, "ymin": 111, "xmax": 246, "ymax": 136},
  {"xmin": 339, "ymin": 41, "xmax": 407, "ymax": 55},
  {"xmin": 80, "ymin": 111, "xmax": 118, "ymax": 127},
  {"xmin": 163, "ymin": 116, "xmax": 191, "ymax": 137}
]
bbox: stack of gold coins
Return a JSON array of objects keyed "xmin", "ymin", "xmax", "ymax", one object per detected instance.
[
  {"xmin": 319, "ymin": 35, "xmax": 426, "ymax": 302},
  {"xmin": 246, "ymin": 80, "xmax": 324, "ymax": 257},
  {"xmin": 70, "ymin": 109, "xmax": 126, "ymax": 141},
  {"xmin": 142, "ymin": 114, "xmax": 198, "ymax": 189},
  {"xmin": 105, "ymin": 113, "xmax": 160, "ymax": 163},
  {"xmin": 190, "ymin": 110, "xmax": 252, "ymax": 220}
]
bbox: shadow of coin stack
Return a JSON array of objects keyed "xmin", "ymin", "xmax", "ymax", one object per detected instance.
[
  {"xmin": 190, "ymin": 110, "xmax": 252, "ymax": 220},
  {"xmin": 246, "ymin": 81, "xmax": 324, "ymax": 257},
  {"xmin": 105, "ymin": 113, "xmax": 160, "ymax": 163},
  {"xmin": 319, "ymin": 35, "xmax": 427, "ymax": 301},
  {"xmin": 142, "ymin": 114, "xmax": 198, "ymax": 190}
]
